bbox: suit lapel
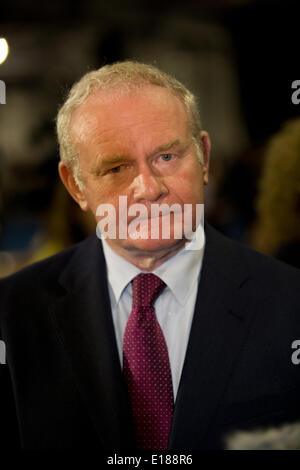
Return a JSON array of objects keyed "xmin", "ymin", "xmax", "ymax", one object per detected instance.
[
  {"xmin": 169, "ymin": 224, "xmax": 257, "ymax": 449},
  {"xmin": 49, "ymin": 233, "xmax": 135, "ymax": 449}
]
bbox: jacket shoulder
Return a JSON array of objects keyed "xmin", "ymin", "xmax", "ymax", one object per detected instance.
[
  {"xmin": 0, "ymin": 237, "xmax": 93, "ymax": 326},
  {"xmin": 0, "ymin": 243, "xmax": 77, "ymax": 289},
  {"xmin": 206, "ymin": 224, "xmax": 300, "ymax": 291}
]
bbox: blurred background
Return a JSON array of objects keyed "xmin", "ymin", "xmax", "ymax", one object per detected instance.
[{"xmin": 0, "ymin": 0, "xmax": 300, "ymax": 277}]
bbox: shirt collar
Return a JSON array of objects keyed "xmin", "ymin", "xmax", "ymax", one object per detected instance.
[{"xmin": 102, "ymin": 221, "xmax": 205, "ymax": 307}]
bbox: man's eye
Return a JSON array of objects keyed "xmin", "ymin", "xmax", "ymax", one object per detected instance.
[
  {"xmin": 108, "ymin": 165, "xmax": 122, "ymax": 174},
  {"xmin": 160, "ymin": 154, "xmax": 175, "ymax": 162}
]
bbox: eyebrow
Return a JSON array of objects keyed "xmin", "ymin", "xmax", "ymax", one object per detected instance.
[
  {"xmin": 93, "ymin": 155, "xmax": 130, "ymax": 173},
  {"xmin": 93, "ymin": 139, "xmax": 183, "ymax": 172},
  {"xmin": 150, "ymin": 139, "xmax": 181, "ymax": 155}
]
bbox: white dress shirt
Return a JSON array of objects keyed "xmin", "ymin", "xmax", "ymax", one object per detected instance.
[{"xmin": 101, "ymin": 223, "xmax": 205, "ymax": 400}]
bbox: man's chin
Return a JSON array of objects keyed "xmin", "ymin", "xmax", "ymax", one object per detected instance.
[{"xmin": 106, "ymin": 235, "xmax": 186, "ymax": 254}]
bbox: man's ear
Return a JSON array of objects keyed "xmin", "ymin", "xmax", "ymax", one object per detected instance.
[
  {"xmin": 199, "ymin": 130, "xmax": 211, "ymax": 185},
  {"xmin": 58, "ymin": 161, "xmax": 89, "ymax": 211}
]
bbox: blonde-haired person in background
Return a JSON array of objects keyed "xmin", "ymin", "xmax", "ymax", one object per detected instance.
[{"xmin": 252, "ymin": 118, "xmax": 300, "ymax": 269}]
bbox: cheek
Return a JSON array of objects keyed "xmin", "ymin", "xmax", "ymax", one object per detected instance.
[
  {"xmin": 168, "ymin": 165, "xmax": 204, "ymax": 201},
  {"xmin": 83, "ymin": 180, "xmax": 116, "ymax": 215}
]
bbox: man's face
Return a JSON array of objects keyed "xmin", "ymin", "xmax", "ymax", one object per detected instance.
[{"xmin": 60, "ymin": 85, "xmax": 210, "ymax": 257}]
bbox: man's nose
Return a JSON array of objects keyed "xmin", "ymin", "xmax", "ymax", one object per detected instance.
[{"xmin": 130, "ymin": 165, "xmax": 168, "ymax": 202}]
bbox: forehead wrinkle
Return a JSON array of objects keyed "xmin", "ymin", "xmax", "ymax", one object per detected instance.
[{"xmin": 72, "ymin": 85, "xmax": 187, "ymax": 137}]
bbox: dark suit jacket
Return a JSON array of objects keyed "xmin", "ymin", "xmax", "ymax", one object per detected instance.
[{"xmin": 1, "ymin": 223, "xmax": 300, "ymax": 450}]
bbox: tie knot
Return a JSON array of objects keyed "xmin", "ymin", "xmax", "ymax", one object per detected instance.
[{"xmin": 132, "ymin": 273, "xmax": 166, "ymax": 308}]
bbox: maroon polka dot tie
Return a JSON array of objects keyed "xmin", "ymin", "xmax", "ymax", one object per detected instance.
[{"xmin": 123, "ymin": 273, "xmax": 174, "ymax": 450}]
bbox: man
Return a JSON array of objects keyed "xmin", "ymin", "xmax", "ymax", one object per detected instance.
[{"xmin": 0, "ymin": 61, "xmax": 300, "ymax": 450}]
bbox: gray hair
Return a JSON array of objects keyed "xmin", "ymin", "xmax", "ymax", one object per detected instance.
[{"xmin": 56, "ymin": 60, "xmax": 203, "ymax": 190}]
